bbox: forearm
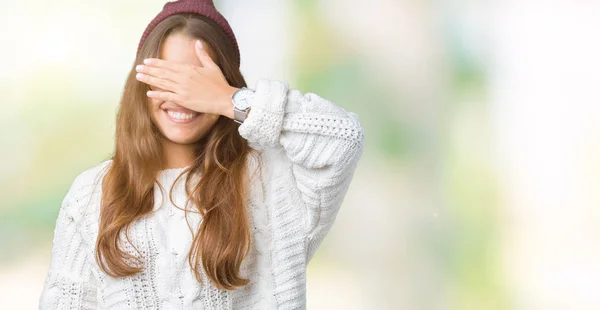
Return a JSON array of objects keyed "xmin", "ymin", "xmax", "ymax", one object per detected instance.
[{"xmin": 237, "ymin": 78, "xmax": 364, "ymax": 168}]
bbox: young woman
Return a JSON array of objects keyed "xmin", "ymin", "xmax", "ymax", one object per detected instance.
[{"xmin": 39, "ymin": 1, "xmax": 364, "ymax": 309}]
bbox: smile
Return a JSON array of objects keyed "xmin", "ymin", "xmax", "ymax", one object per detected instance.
[{"xmin": 164, "ymin": 110, "xmax": 202, "ymax": 123}]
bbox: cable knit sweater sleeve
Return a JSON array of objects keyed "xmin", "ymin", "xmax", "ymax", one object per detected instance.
[
  {"xmin": 238, "ymin": 78, "xmax": 365, "ymax": 263},
  {"xmin": 39, "ymin": 172, "xmax": 98, "ymax": 309}
]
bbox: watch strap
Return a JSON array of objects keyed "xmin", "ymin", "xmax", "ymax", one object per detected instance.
[{"xmin": 233, "ymin": 106, "xmax": 249, "ymax": 124}]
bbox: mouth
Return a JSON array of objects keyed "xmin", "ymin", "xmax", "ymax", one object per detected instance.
[{"xmin": 164, "ymin": 109, "xmax": 203, "ymax": 124}]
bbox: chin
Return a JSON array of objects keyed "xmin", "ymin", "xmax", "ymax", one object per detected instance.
[{"xmin": 163, "ymin": 132, "xmax": 205, "ymax": 145}]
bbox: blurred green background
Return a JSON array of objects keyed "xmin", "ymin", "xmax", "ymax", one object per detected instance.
[{"xmin": 2, "ymin": 1, "xmax": 600, "ymax": 309}]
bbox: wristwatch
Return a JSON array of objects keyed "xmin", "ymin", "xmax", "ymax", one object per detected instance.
[{"xmin": 231, "ymin": 87, "xmax": 254, "ymax": 124}]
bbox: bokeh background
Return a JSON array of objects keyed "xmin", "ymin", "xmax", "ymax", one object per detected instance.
[{"xmin": 1, "ymin": 0, "xmax": 600, "ymax": 309}]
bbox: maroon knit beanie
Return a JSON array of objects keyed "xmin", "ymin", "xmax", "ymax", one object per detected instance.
[{"xmin": 137, "ymin": 0, "xmax": 240, "ymax": 67}]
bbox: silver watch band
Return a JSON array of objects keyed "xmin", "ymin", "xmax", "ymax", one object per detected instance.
[{"xmin": 233, "ymin": 106, "xmax": 250, "ymax": 124}]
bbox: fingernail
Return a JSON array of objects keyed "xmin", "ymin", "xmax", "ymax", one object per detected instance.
[
  {"xmin": 196, "ymin": 40, "xmax": 203, "ymax": 49},
  {"xmin": 136, "ymin": 73, "xmax": 144, "ymax": 80},
  {"xmin": 136, "ymin": 65, "xmax": 143, "ymax": 72},
  {"xmin": 144, "ymin": 59, "xmax": 151, "ymax": 65},
  {"xmin": 147, "ymin": 90, "xmax": 155, "ymax": 97}
]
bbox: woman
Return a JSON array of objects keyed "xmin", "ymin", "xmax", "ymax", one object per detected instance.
[{"xmin": 39, "ymin": 0, "xmax": 364, "ymax": 309}]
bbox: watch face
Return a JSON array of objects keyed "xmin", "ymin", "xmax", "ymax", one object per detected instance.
[{"xmin": 232, "ymin": 88, "xmax": 253, "ymax": 110}]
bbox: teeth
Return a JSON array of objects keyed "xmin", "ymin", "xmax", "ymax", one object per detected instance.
[{"xmin": 167, "ymin": 110, "xmax": 197, "ymax": 120}]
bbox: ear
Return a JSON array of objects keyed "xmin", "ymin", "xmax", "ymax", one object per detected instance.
[{"xmin": 195, "ymin": 40, "xmax": 218, "ymax": 69}]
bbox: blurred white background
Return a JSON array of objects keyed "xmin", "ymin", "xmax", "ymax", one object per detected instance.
[{"xmin": 1, "ymin": 0, "xmax": 599, "ymax": 309}]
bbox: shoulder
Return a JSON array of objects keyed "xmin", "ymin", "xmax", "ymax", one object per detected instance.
[
  {"xmin": 67, "ymin": 159, "xmax": 112, "ymax": 198},
  {"xmin": 61, "ymin": 159, "xmax": 113, "ymax": 221},
  {"xmin": 73, "ymin": 159, "xmax": 112, "ymax": 185}
]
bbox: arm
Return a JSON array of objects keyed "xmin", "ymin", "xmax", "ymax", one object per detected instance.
[
  {"xmin": 236, "ymin": 78, "xmax": 365, "ymax": 263},
  {"xmin": 39, "ymin": 176, "xmax": 97, "ymax": 309}
]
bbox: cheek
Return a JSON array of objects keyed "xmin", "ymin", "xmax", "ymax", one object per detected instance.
[
  {"xmin": 148, "ymin": 98, "xmax": 162, "ymax": 120},
  {"xmin": 149, "ymin": 97, "xmax": 162, "ymax": 109}
]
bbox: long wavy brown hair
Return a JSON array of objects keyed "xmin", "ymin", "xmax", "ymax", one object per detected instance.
[{"xmin": 96, "ymin": 13, "xmax": 258, "ymax": 290}]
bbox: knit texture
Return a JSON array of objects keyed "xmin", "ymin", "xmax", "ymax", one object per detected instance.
[{"xmin": 39, "ymin": 78, "xmax": 364, "ymax": 309}]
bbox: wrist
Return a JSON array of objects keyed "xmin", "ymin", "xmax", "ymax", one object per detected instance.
[{"xmin": 220, "ymin": 86, "xmax": 239, "ymax": 119}]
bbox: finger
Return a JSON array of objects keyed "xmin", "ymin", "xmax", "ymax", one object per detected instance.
[
  {"xmin": 143, "ymin": 58, "xmax": 191, "ymax": 72},
  {"xmin": 136, "ymin": 73, "xmax": 179, "ymax": 92},
  {"xmin": 195, "ymin": 40, "xmax": 218, "ymax": 69},
  {"xmin": 136, "ymin": 65, "xmax": 180, "ymax": 83},
  {"xmin": 147, "ymin": 90, "xmax": 185, "ymax": 104}
]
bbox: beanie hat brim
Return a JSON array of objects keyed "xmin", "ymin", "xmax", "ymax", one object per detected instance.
[{"xmin": 137, "ymin": 0, "xmax": 240, "ymax": 67}]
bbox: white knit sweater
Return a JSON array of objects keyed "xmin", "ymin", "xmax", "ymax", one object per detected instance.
[{"xmin": 39, "ymin": 78, "xmax": 364, "ymax": 310}]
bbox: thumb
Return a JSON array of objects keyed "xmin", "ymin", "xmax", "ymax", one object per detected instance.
[{"xmin": 195, "ymin": 40, "xmax": 217, "ymax": 69}]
